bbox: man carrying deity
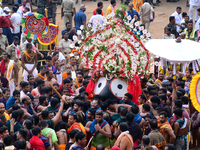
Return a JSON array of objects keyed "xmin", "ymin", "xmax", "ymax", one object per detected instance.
[{"xmin": 21, "ymin": 43, "xmax": 38, "ymax": 82}]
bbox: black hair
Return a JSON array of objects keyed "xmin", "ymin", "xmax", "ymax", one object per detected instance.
[
  {"xmin": 39, "ymin": 95, "xmax": 47, "ymax": 104},
  {"xmin": 106, "ymin": 99, "xmax": 114, "ymax": 105},
  {"xmin": 3, "ymin": 135, "xmax": 12, "ymax": 146},
  {"xmin": 0, "ymin": 142, "xmax": 4, "ymax": 149},
  {"xmin": 155, "ymin": 107, "xmax": 163, "ymax": 114},
  {"xmin": 143, "ymin": 104, "xmax": 150, "ymax": 112},
  {"xmin": 120, "ymin": 108, "xmax": 128, "ymax": 117},
  {"xmin": 142, "ymin": 135, "xmax": 150, "ymax": 145},
  {"xmin": 149, "ymin": 90, "xmax": 157, "ymax": 96},
  {"xmin": 176, "ymin": 6, "xmax": 182, "ymax": 10},
  {"xmin": 177, "ymin": 82, "xmax": 185, "ymax": 88},
  {"xmin": 178, "ymin": 88, "xmax": 185, "ymax": 96},
  {"xmin": 63, "ymin": 78, "xmax": 71, "ymax": 84},
  {"xmin": 59, "ymin": 121, "xmax": 67, "ymax": 129},
  {"xmin": 174, "ymin": 108, "xmax": 183, "ymax": 117},
  {"xmin": 21, "ymin": 81, "xmax": 29, "ymax": 88},
  {"xmin": 100, "ymin": 101, "xmax": 108, "ymax": 111},
  {"xmin": 125, "ymin": 93, "xmax": 133, "ymax": 100},
  {"xmin": 143, "ymin": 89, "xmax": 148, "ymax": 95},
  {"xmin": 149, "ymin": 119, "xmax": 157, "ymax": 129},
  {"xmin": 0, "ymin": 115, "xmax": 6, "ymax": 122},
  {"xmin": 167, "ymin": 77, "xmax": 173, "ymax": 82},
  {"xmin": 181, "ymin": 96, "xmax": 188, "ymax": 104},
  {"xmin": 3, "ymin": 88, "xmax": 10, "ymax": 94},
  {"xmin": 97, "ymin": 1, "xmax": 103, "ymax": 7},
  {"xmin": 27, "ymin": 74, "xmax": 34, "ymax": 80},
  {"xmin": 93, "ymin": 98, "xmax": 100, "ymax": 106},
  {"xmin": 182, "ymin": 12, "xmax": 187, "ymax": 17},
  {"xmin": 18, "ymin": 140, "xmax": 27, "ymax": 149},
  {"xmin": 69, "ymin": 114, "xmax": 78, "ymax": 120},
  {"xmin": 75, "ymin": 132, "xmax": 85, "ymax": 142},
  {"xmin": 25, "ymin": 7, "xmax": 30, "ymax": 11},
  {"xmin": 75, "ymin": 68, "xmax": 82, "ymax": 72},
  {"xmin": 45, "ymin": 86, "xmax": 52, "ymax": 94},
  {"xmin": 83, "ymin": 80, "xmax": 89, "ymax": 86},
  {"xmin": 159, "ymin": 111, "xmax": 167, "ymax": 118},
  {"xmin": 22, "ymin": 97, "xmax": 28, "ymax": 104},
  {"xmin": 3, "ymin": 53, "xmax": 11, "ymax": 59},
  {"xmin": 111, "ymin": 0, "xmax": 116, "ymax": 4},
  {"xmin": 96, "ymin": 8, "xmax": 102, "ymax": 14},
  {"xmin": 95, "ymin": 110, "xmax": 103, "ymax": 116},
  {"xmin": 40, "ymin": 87, "xmax": 46, "ymax": 95},
  {"xmin": 24, "ymin": 119, "xmax": 33, "ymax": 130},
  {"xmin": 40, "ymin": 65, "xmax": 47, "ymax": 70},
  {"xmin": 188, "ymin": 20, "xmax": 193, "ymax": 24},
  {"xmin": 50, "ymin": 98, "xmax": 59, "ymax": 108},
  {"xmin": 69, "ymin": 129, "xmax": 79, "ymax": 139},
  {"xmin": 119, "ymin": 122, "xmax": 128, "ymax": 132},
  {"xmin": 131, "ymin": 105, "xmax": 139, "ymax": 114},
  {"xmin": 139, "ymin": 94, "xmax": 147, "ymax": 102},
  {"xmin": 13, "ymin": 90, "xmax": 20, "ymax": 96},
  {"xmin": 18, "ymin": 128, "xmax": 28, "ymax": 139},
  {"xmin": 75, "ymin": 100, "xmax": 83, "ymax": 108},
  {"xmin": 165, "ymin": 27, "xmax": 171, "ymax": 32},
  {"xmin": 77, "ymin": 72, "xmax": 84, "ymax": 77},
  {"xmin": 65, "ymin": 22, "xmax": 71, "ymax": 26},
  {"xmin": 27, "ymin": 93, "xmax": 34, "ymax": 100},
  {"xmin": 18, "ymin": 109, "xmax": 24, "ymax": 119},
  {"xmin": 175, "ymin": 99, "xmax": 182, "ymax": 108},
  {"xmin": 38, "ymin": 120, "xmax": 48, "ymax": 128},
  {"xmin": 147, "ymin": 86, "xmax": 153, "ymax": 92},
  {"xmin": 159, "ymin": 88, "xmax": 167, "ymax": 94},
  {"xmin": 159, "ymin": 94, "xmax": 167, "ymax": 103},
  {"xmin": 184, "ymin": 15, "xmax": 189, "ymax": 19},
  {"xmin": 53, "ymin": 52, "xmax": 59, "ymax": 57},
  {"xmin": 41, "ymin": 110, "xmax": 49, "ymax": 119},
  {"xmin": 151, "ymin": 96, "xmax": 160, "ymax": 104},
  {"xmin": 88, "ymin": 108, "xmax": 96, "ymax": 116},
  {"xmin": 96, "ymin": 144, "xmax": 105, "ymax": 150},
  {"xmin": 32, "ymin": 127, "xmax": 41, "ymax": 136},
  {"xmin": 26, "ymin": 43, "xmax": 32, "ymax": 49},
  {"xmin": 12, "ymin": 110, "xmax": 19, "ymax": 120},
  {"xmin": 33, "ymin": 114, "xmax": 39, "ymax": 126},
  {"xmin": 0, "ymin": 126, "xmax": 8, "ymax": 134},
  {"xmin": 169, "ymin": 16, "xmax": 175, "ymax": 22},
  {"xmin": 167, "ymin": 86, "xmax": 173, "ymax": 93},
  {"xmin": 13, "ymin": 35, "xmax": 19, "ymax": 41},
  {"xmin": 53, "ymin": 83, "xmax": 59, "ymax": 87},
  {"xmin": 198, "ymin": 8, "xmax": 200, "ymax": 12},
  {"xmin": 37, "ymin": 79, "xmax": 45, "ymax": 85},
  {"xmin": 46, "ymin": 56, "xmax": 52, "ymax": 61},
  {"xmin": 12, "ymin": 104, "xmax": 20, "ymax": 111},
  {"xmin": 82, "ymin": 101, "xmax": 91, "ymax": 113},
  {"xmin": 165, "ymin": 144, "xmax": 175, "ymax": 150},
  {"xmin": 126, "ymin": 112, "xmax": 134, "ymax": 122}
]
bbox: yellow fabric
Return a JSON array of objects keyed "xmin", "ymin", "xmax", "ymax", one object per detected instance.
[
  {"xmin": 133, "ymin": 0, "xmax": 143, "ymax": 12},
  {"xmin": 4, "ymin": 112, "xmax": 10, "ymax": 121},
  {"xmin": 106, "ymin": 6, "xmax": 112, "ymax": 20},
  {"xmin": 6, "ymin": 60, "xmax": 14, "ymax": 82}
]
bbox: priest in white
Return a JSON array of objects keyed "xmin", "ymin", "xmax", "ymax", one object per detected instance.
[
  {"xmin": 171, "ymin": 7, "xmax": 182, "ymax": 33},
  {"xmin": 189, "ymin": 0, "xmax": 200, "ymax": 22}
]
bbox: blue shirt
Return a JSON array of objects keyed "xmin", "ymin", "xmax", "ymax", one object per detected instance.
[
  {"xmin": 127, "ymin": 10, "xmax": 140, "ymax": 22},
  {"xmin": 74, "ymin": 10, "xmax": 86, "ymax": 30},
  {"xmin": 6, "ymin": 96, "xmax": 17, "ymax": 110},
  {"xmin": 119, "ymin": 100, "xmax": 136, "ymax": 106},
  {"xmin": 62, "ymin": 29, "xmax": 75, "ymax": 41}
]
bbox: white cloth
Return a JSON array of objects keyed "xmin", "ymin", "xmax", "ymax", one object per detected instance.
[
  {"xmin": 20, "ymin": 90, "xmax": 30, "ymax": 100},
  {"xmin": 195, "ymin": 16, "xmax": 200, "ymax": 30},
  {"xmin": 171, "ymin": 11, "xmax": 182, "ymax": 33},
  {"xmin": 189, "ymin": 0, "xmax": 200, "ymax": 6},
  {"xmin": 56, "ymin": 73, "xmax": 62, "ymax": 85},
  {"xmin": 145, "ymin": 39, "xmax": 200, "ymax": 63},
  {"xmin": 9, "ymin": 80, "xmax": 15, "ymax": 97},
  {"xmin": 118, "ymin": 131, "xmax": 129, "ymax": 140},
  {"xmin": 189, "ymin": 5, "xmax": 200, "ymax": 21},
  {"xmin": 23, "ymin": 64, "xmax": 38, "ymax": 82},
  {"xmin": 11, "ymin": 13, "xmax": 21, "ymax": 34},
  {"xmin": 89, "ymin": 14, "xmax": 107, "ymax": 31},
  {"xmin": 58, "ymin": 52, "xmax": 65, "ymax": 72},
  {"xmin": 0, "ymin": 7, "xmax": 3, "ymax": 16}
]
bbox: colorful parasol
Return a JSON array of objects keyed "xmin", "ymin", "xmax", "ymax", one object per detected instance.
[
  {"xmin": 190, "ymin": 73, "xmax": 200, "ymax": 112},
  {"xmin": 38, "ymin": 23, "xmax": 59, "ymax": 46},
  {"xmin": 21, "ymin": 13, "xmax": 49, "ymax": 39}
]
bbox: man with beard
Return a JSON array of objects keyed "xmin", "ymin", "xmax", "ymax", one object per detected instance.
[
  {"xmin": 44, "ymin": 70, "xmax": 58, "ymax": 87},
  {"xmin": 35, "ymin": 66, "xmax": 47, "ymax": 82},
  {"xmin": 67, "ymin": 114, "xmax": 86, "ymax": 134},
  {"xmin": 75, "ymin": 72, "xmax": 84, "ymax": 89},
  {"xmin": 0, "ymin": 89, "xmax": 10, "ymax": 106},
  {"xmin": 70, "ymin": 132, "xmax": 88, "ymax": 150},
  {"xmin": 36, "ymin": 95, "xmax": 48, "ymax": 113},
  {"xmin": 89, "ymin": 110, "xmax": 111, "ymax": 150},
  {"xmin": 120, "ymin": 93, "xmax": 136, "ymax": 106},
  {"xmin": 150, "ymin": 106, "xmax": 176, "ymax": 144},
  {"xmin": 155, "ymin": 70, "xmax": 165, "ymax": 86}
]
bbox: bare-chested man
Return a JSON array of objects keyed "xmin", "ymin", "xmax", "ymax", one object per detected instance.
[
  {"xmin": 56, "ymin": 121, "xmax": 68, "ymax": 150},
  {"xmin": 89, "ymin": 110, "xmax": 111, "ymax": 150},
  {"xmin": 36, "ymin": 95, "xmax": 48, "ymax": 113},
  {"xmin": 45, "ymin": 70, "xmax": 58, "ymax": 87},
  {"xmin": 21, "ymin": 43, "xmax": 38, "ymax": 82},
  {"xmin": 34, "ymin": 65, "xmax": 47, "ymax": 82},
  {"xmin": 174, "ymin": 108, "xmax": 189, "ymax": 150}
]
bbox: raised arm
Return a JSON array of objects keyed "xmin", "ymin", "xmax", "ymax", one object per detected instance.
[{"xmin": 52, "ymin": 98, "xmax": 65, "ymax": 126}]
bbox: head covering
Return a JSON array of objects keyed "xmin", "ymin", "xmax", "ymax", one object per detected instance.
[
  {"xmin": 3, "ymin": 7, "xmax": 11, "ymax": 12},
  {"xmin": 80, "ymin": 4, "xmax": 87, "ymax": 9},
  {"xmin": 161, "ymin": 80, "xmax": 170, "ymax": 86},
  {"xmin": 111, "ymin": 146, "xmax": 121, "ymax": 150}
]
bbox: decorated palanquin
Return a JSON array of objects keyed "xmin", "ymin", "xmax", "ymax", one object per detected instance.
[{"xmin": 77, "ymin": 7, "xmax": 151, "ymax": 104}]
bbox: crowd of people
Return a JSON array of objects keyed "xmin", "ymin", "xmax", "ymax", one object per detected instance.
[{"xmin": 0, "ymin": 0, "xmax": 199, "ymax": 150}]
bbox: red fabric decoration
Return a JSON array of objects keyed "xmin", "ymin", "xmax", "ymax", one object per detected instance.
[
  {"xmin": 0, "ymin": 60, "xmax": 5, "ymax": 76},
  {"xmin": 85, "ymin": 70, "xmax": 96, "ymax": 100},
  {"xmin": 128, "ymin": 76, "xmax": 142, "ymax": 105}
]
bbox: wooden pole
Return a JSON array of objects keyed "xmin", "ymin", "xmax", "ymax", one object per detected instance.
[
  {"xmin": 45, "ymin": 8, "xmax": 52, "ymax": 57},
  {"xmin": 49, "ymin": 83, "xmax": 68, "ymax": 104}
]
